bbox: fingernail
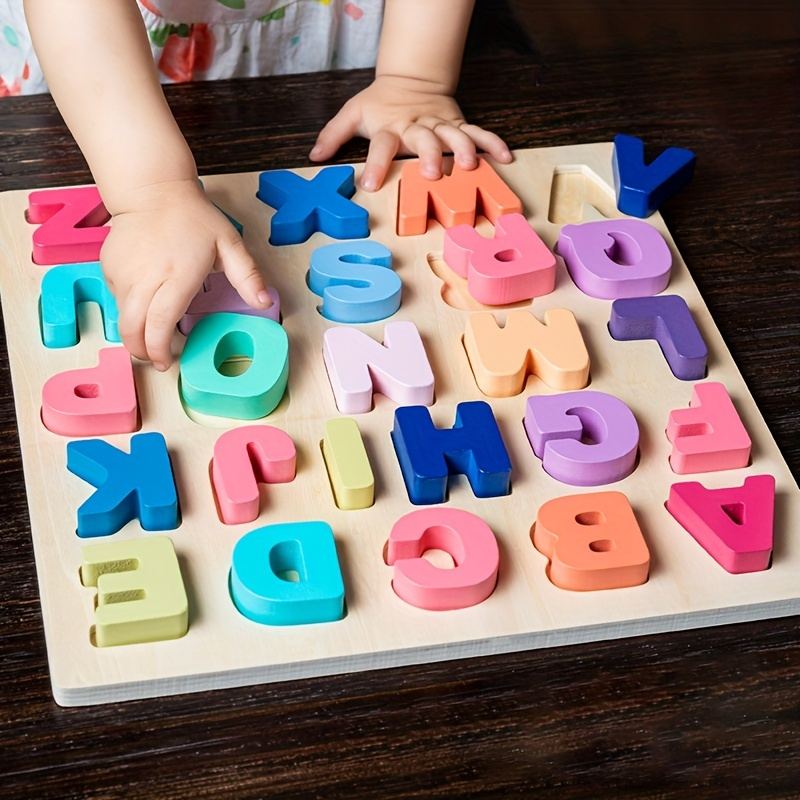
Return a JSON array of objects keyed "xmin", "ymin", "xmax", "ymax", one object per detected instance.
[
  {"xmin": 361, "ymin": 175, "xmax": 377, "ymax": 192},
  {"xmin": 501, "ymin": 150, "xmax": 512, "ymax": 161},
  {"xmin": 310, "ymin": 145, "xmax": 323, "ymax": 158},
  {"xmin": 154, "ymin": 362, "xmax": 168, "ymax": 372},
  {"xmin": 257, "ymin": 290, "xmax": 272, "ymax": 306}
]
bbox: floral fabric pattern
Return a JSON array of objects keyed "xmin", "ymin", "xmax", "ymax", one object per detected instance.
[{"xmin": 0, "ymin": 0, "xmax": 382, "ymax": 94}]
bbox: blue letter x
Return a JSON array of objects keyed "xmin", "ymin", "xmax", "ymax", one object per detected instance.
[{"xmin": 257, "ymin": 165, "xmax": 370, "ymax": 245}]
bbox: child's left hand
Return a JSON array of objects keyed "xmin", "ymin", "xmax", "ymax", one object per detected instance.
[{"xmin": 308, "ymin": 75, "xmax": 512, "ymax": 191}]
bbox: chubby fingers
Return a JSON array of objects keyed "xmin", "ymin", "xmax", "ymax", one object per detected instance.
[
  {"xmin": 217, "ymin": 233, "xmax": 272, "ymax": 310},
  {"xmin": 143, "ymin": 278, "xmax": 199, "ymax": 370}
]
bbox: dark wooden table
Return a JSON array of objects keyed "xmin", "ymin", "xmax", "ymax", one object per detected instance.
[{"xmin": 1, "ymin": 4, "xmax": 798, "ymax": 797}]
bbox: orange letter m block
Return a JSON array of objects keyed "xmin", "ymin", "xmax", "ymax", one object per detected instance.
[{"xmin": 397, "ymin": 156, "xmax": 522, "ymax": 236}]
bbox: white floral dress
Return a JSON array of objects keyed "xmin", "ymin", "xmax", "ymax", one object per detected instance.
[{"xmin": 0, "ymin": 0, "xmax": 383, "ymax": 96}]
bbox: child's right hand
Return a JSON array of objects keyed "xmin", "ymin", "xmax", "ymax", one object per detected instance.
[{"xmin": 100, "ymin": 180, "xmax": 272, "ymax": 371}]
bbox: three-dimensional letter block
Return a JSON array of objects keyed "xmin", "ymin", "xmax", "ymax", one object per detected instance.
[
  {"xmin": 28, "ymin": 186, "xmax": 110, "ymax": 265},
  {"xmin": 230, "ymin": 521, "xmax": 345, "ymax": 625},
  {"xmin": 80, "ymin": 536, "xmax": 188, "ymax": 647},
  {"xmin": 323, "ymin": 321, "xmax": 434, "ymax": 414},
  {"xmin": 464, "ymin": 308, "xmax": 590, "ymax": 397},
  {"xmin": 67, "ymin": 432, "xmax": 179, "ymax": 537},
  {"xmin": 612, "ymin": 134, "xmax": 696, "ymax": 218},
  {"xmin": 321, "ymin": 418, "xmax": 375, "ymax": 510},
  {"xmin": 387, "ymin": 507, "xmax": 499, "ymax": 610},
  {"xmin": 524, "ymin": 391, "xmax": 639, "ymax": 486},
  {"xmin": 42, "ymin": 347, "xmax": 138, "ymax": 437},
  {"xmin": 442, "ymin": 212, "xmax": 556, "ymax": 305},
  {"xmin": 397, "ymin": 156, "xmax": 522, "ymax": 236},
  {"xmin": 392, "ymin": 401, "xmax": 512, "ymax": 505},
  {"xmin": 179, "ymin": 272, "xmax": 280, "ymax": 335},
  {"xmin": 257, "ymin": 165, "xmax": 369, "ymax": 245},
  {"xmin": 667, "ymin": 382, "xmax": 751, "ymax": 473},
  {"xmin": 180, "ymin": 311, "xmax": 289, "ymax": 419},
  {"xmin": 609, "ymin": 295, "xmax": 707, "ymax": 380},
  {"xmin": 558, "ymin": 218, "xmax": 672, "ymax": 299},
  {"xmin": 308, "ymin": 240, "xmax": 400, "ymax": 323},
  {"xmin": 666, "ymin": 475, "xmax": 774, "ymax": 573},
  {"xmin": 533, "ymin": 491, "xmax": 650, "ymax": 591},
  {"xmin": 212, "ymin": 425, "xmax": 297, "ymax": 524},
  {"xmin": 40, "ymin": 262, "xmax": 120, "ymax": 348}
]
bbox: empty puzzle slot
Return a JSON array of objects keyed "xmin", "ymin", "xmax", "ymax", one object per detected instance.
[{"xmin": 548, "ymin": 165, "xmax": 621, "ymax": 225}]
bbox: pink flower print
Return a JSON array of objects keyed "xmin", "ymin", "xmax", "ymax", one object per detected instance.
[{"xmin": 344, "ymin": 3, "xmax": 363, "ymax": 20}]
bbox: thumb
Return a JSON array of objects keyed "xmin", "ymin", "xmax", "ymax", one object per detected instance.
[
  {"xmin": 310, "ymin": 103, "xmax": 360, "ymax": 162},
  {"xmin": 216, "ymin": 234, "xmax": 272, "ymax": 310}
]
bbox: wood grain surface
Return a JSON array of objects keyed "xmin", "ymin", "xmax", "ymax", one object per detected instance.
[{"xmin": 1, "ymin": 2, "xmax": 798, "ymax": 796}]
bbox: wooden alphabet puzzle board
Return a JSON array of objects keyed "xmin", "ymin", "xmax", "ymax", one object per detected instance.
[{"xmin": 1, "ymin": 143, "xmax": 798, "ymax": 706}]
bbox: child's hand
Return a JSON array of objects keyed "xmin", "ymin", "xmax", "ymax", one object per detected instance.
[
  {"xmin": 308, "ymin": 75, "xmax": 512, "ymax": 192},
  {"xmin": 100, "ymin": 180, "xmax": 271, "ymax": 371}
]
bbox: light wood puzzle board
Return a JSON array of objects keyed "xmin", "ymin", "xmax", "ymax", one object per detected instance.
[{"xmin": 0, "ymin": 143, "xmax": 798, "ymax": 707}]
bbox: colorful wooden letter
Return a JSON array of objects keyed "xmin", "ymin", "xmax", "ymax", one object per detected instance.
[
  {"xmin": 321, "ymin": 418, "xmax": 374, "ymax": 510},
  {"xmin": 392, "ymin": 401, "xmax": 512, "ymax": 505},
  {"xmin": 524, "ymin": 391, "xmax": 639, "ymax": 486},
  {"xmin": 387, "ymin": 508, "xmax": 499, "ymax": 610},
  {"xmin": 308, "ymin": 240, "xmax": 401, "ymax": 323},
  {"xmin": 557, "ymin": 218, "xmax": 672, "ymax": 299},
  {"xmin": 212, "ymin": 425, "xmax": 297, "ymax": 525},
  {"xmin": 463, "ymin": 308, "xmax": 590, "ymax": 397},
  {"xmin": 80, "ymin": 536, "xmax": 188, "ymax": 647},
  {"xmin": 533, "ymin": 492, "xmax": 650, "ymax": 591},
  {"xmin": 612, "ymin": 133, "xmax": 696, "ymax": 218},
  {"xmin": 609, "ymin": 295, "xmax": 707, "ymax": 380},
  {"xmin": 67, "ymin": 432, "xmax": 179, "ymax": 537},
  {"xmin": 180, "ymin": 312, "xmax": 289, "ymax": 419},
  {"xmin": 256, "ymin": 165, "xmax": 369, "ymax": 245},
  {"xmin": 322, "ymin": 321, "xmax": 434, "ymax": 414},
  {"xmin": 41, "ymin": 347, "xmax": 138, "ymax": 437},
  {"xmin": 40, "ymin": 262, "xmax": 120, "ymax": 348},
  {"xmin": 442, "ymin": 212, "xmax": 556, "ymax": 305},
  {"xmin": 27, "ymin": 186, "xmax": 110, "ymax": 265},
  {"xmin": 667, "ymin": 382, "xmax": 751, "ymax": 473},
  {"xmin": 230, "ymin": 521, "xmax": 345, "ymax": 625},
  {"xmin": 397, "ymin": 156, "xmax": 522, "ymax": 236},
  {"xmin": 666, "ymin": 475, "xmax": 774, "ymax": 573},
  {"xmin": 179, "ymin": 272, "xmax": 280, "ymax": 336}
]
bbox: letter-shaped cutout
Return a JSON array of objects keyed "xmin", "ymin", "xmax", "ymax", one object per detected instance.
[
  {"xmin": 28, "ymin": 186, "xmax": 110, "ymax": 265},
  {"xmin": 533, "ymin": 491, "xmax": 650, "ymax": 591},
  {"xmin": 443, "ymin": 212, "xmax": 556, "ymax": 305},
  {"xmin": 308, "ymin": 240, "xmax": 401, "ymax": 323},
  {"xmin": 80, "ymin": 535, "xmax": 188, "ymax": 647},
  {"xmin": 397, "ymin": 156, "xmax": 523, "ymax": 236},
  {"xmin": 180, "ymin": 311, "xmax": 289, "ymax": 420},
  {"xmin": 667, "ymin": 382, "xmax": 751, "ymax": 474},
  {"xmin": 40, "ymin": 262, "xmax": 120, "ymax": 348},
  {"xmin": 392, "ymin": 401, "xmax": 512, "ymax": 505},
  {"xmin": 230, "ymin": 521, "xmax": 345, "ymax": 625},
  {"xmin": 612, "ymin": 133, "xmax": 696, "ymax": 218},
  {"xmin": 387, "ymin": 507, "xmax": 500, "ymax": 610},
  {"xmin": 464, "ymin": 308, "xmax": 590, "ymax": 397},
  {"xmin": 524, "ymin": 391, "xmax": 639, "ymax": 486},
  {"xmin": 323, "ymin": 321, "xmax": 434, "ymax": 414},
  {"xmin": 256, "ymin": 165, "xmax": 369, "ymax": 245},
  {"xmin": 321, "ymin": 418, "xmax": 374, "ymax": 510},
  {"xmin": 179, "ymin": 272, "xmax": 281, "ymax": 335},
  {"xmin": 41, "ymin": 347, "xmax": 138, "ymax": 437},
  {"xmin": 609, "ymin": 295, "xmax": 707, "ymax": 381},
  {"xmin": 666, "ymin": 474, "xmax": 774, "ymax": 573},
  {"xmin": 212, "ymin": 425, "xmax": 297, "ymax": 525},
  {"xmin": 67, "ymin": 432, "xmax": 180, "ymax": 537},
  {"xmin": 557, "ymin": 219, "xmax": 672, "ymax": 299}
]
